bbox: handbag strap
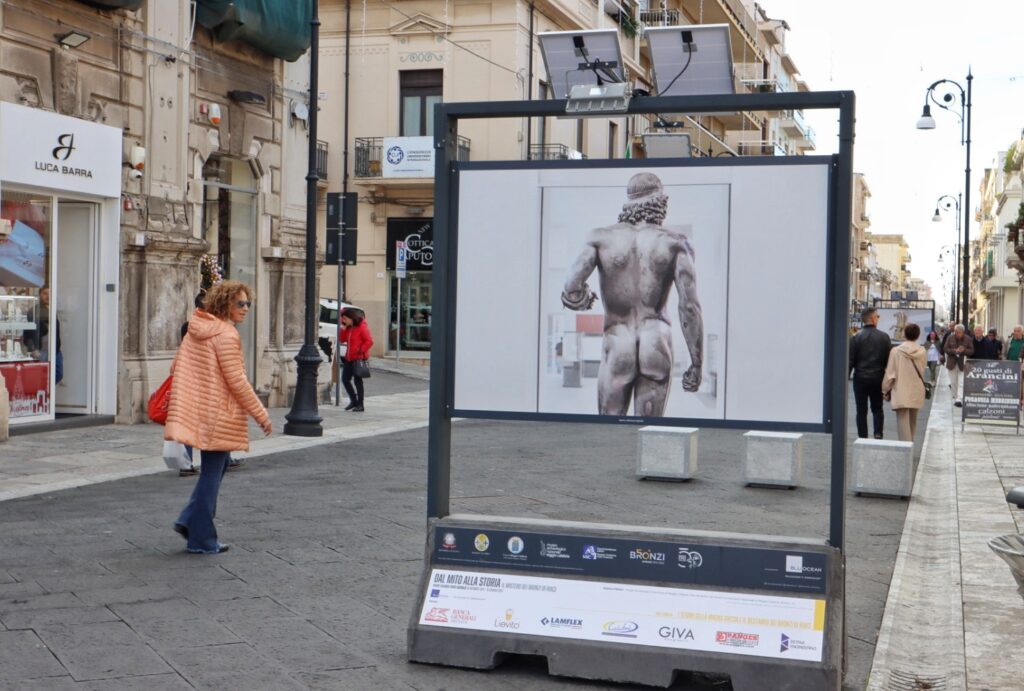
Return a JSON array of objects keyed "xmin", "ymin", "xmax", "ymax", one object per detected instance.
[{"xmin": 900, "ymin": 350, "xmax": 928, "ymax": 386}]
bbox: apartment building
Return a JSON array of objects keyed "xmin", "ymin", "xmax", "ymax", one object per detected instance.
[
  {"xmin": 976, "ymin": 141, "xmax": 1023, "ymax": 333},
  {"xmin": 867, "ymin": 234, "xmax": 911, "ymax": 296},
  {"xmin": 0, "ymin": 0, "xmax": 317, "ymax": 427},
  {"xmin": 317, "ymin": 0, "xmax": 815, "ymax": 357}
]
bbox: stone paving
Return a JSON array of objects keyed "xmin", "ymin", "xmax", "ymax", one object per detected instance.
[{"xmin": 0, "ymin": 366, "xmax": 949, "ymax": 690}]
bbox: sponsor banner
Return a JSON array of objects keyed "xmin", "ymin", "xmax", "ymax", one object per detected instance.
[
  {"xmin": 381, "ymin": 136, "xmax": 434, "ymax": 177},
  {"xmin": 432, "ymin": 527, "xmax": 827, "ymax": 595},
  {"xmin": 420, "ymin": 568, "xmax": 825, "ymax": 662},
  {"xmin": 962, "ymin": 359, "xmax": 1020, "ymax": 425}
]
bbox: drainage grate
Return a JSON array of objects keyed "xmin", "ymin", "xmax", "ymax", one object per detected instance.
[{"xmin": 887, "ymin": 670, "xmax": 949, "ymax": 691}]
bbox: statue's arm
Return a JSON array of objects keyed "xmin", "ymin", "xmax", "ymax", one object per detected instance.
[
  {"xmin": 562, "ymin": 238, "xmax": 598, "ymax": 311},
  {"xmin": 674, "ymin": 241, "xmax": 703, "ymax": 392}
]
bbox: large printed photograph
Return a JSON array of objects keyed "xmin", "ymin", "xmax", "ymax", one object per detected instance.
[
  {"xmin": 539, "ymin": 172, "xmax": 728, "ymax": 420},
  {"xmin": 875, "ymin": 308, "xmax": 934, "ymax": 344}
]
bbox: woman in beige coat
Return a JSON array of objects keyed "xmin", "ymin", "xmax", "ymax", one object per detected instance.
[
  {"xmin": 166, "ymin": 280, "xmax": 271, "ymax": 554},
  {"xmin": 882, "ymin": 323, "xmax": 927, "ymax": 442}
]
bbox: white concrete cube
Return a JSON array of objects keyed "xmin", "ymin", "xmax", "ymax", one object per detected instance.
[
  {"xmin": 637, "ymin": 426, "xmax": 698, "ymax": 481},
  {"xmin": 851, "ymin": 438, "xmax": 914, "ymax": 498},
  {"xmin": 743, "ymin": 431, "xmax": 804, "ymax": 488}
]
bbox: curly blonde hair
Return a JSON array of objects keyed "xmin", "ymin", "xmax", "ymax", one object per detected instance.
[{"xmin": 202, "ymin": 280, "xmax": 251, "ymax": 319}]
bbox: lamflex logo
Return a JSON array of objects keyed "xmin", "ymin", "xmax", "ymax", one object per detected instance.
[
  {"xmin": 52, "ymin": 134, "xmax": 76, "ymax": 161},
  {"xmin": 494, "ymin": 609, "xmax": 520, "ymax": 630},
  {"xmin": 629, "ymin": 547, "xmax": 666, "ymax": 565},
  {"xmin": 386, "ymin": 145, "xmax": 404, "ymax": 164},
  {"xmin": 601, "ymin": 621, "xmax": 639, "ymax": 638},
  {"xmin": 677, "ymin": 548, "xmax": 703, "ymax": 569},
  {"xmin": 541, "ymin": 616, "xmax": 583, "ymax": 630}
]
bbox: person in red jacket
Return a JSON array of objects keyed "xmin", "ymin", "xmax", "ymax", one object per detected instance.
[{"xmin": 339, "ymin": 307, "xmax": 373, "ymax": 411}]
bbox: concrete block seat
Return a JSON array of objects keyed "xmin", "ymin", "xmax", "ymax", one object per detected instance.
[
  {"xmin": 743, "ymin": 431, "xmax": 804, "ymax": 489},
  {"xmin": 636, "ymin": 426, "xmax": 698, "ymax": 481},
  {"xmin": 851, "ymin": 438, "xmax": 913, "ymax": 498}
]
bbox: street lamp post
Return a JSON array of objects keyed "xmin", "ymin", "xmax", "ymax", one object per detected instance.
[
  {"xmin": 917, "ymin": 71, "xmax": 972, "ymax": 328},
  {"xmin": 284, "ymin": 0, "xmax": 324, "ymax": 437},
  {"xmin": 933, "ymin": 194, "xmax": 962, "ymax": 324}
]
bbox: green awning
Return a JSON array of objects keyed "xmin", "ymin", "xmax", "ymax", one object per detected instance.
[
  {"xmin": 75, "ymin": 0, "xmax": 145, "ymax": 8},
  {"xmin": 196, "ymin": 0, "xmax": 312, "ymax": 62}
]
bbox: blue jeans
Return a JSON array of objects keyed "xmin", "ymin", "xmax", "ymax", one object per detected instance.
[{"xmin": 175, "ymin": 450, "xmax": 230, "ymax": 553}]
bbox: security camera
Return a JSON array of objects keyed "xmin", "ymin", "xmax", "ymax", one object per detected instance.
[{"xmin": 128, "ymin": 168, "xmax": 143, "ymax": 181}]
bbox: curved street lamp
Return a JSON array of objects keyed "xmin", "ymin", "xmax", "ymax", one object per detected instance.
[
  {"xmin": 933, "ymin": 194, "xmax": 962, "ymax": 324},
  {"xmin": 917, "ymin": 72, "xmax": 972, "ymax": 327}
]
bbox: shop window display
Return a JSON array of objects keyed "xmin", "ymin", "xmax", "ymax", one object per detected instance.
[{"xmin": 0, "ymin": 191, "xmax": 52, "ymax": 418}]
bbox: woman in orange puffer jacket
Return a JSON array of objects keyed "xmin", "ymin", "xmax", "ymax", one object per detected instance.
[{"xmin": 166, "ymin": 280, "xmax": 271, "ymax": 554}]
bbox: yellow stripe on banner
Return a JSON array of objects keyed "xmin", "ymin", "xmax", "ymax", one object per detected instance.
[{"xmin": 813, "ymin": 600, "xmax": 826, "ymax": 631}]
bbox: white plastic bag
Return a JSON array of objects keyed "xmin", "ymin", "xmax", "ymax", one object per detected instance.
[{"xmin": 162, "ymin": 440, "xmax": 192, "ymax": 471}]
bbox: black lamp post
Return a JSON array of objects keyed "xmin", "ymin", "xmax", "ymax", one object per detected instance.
[
  {"xmin": 917, "ymin": 71, "xmax": 972, "ymax": 328},
  {"xmin": 932, "ymin": 194, "xmax": 961, "ymax": 324},
  {"xmin": 284, "ymin": 0, "xmax": 324, "ymax": 437}
]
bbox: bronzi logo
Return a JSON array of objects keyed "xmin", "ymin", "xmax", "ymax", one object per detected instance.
[{"xmin": 52, "ymin": 134, "xmax": 76, "ymax": 161}]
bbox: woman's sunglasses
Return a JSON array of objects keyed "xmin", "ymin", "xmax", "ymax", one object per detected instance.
[{"xmin": 236, "ymin": 300, "xmax": 252, "ymax": 308}]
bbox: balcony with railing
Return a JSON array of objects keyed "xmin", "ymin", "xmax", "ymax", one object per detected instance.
[
  {"xmin": 354, "ymin": 136, "xmax": 470, "ymax": 179},
  {"xmin": 735, "ymin": 139, "xmax": 787, "ymax": 157},
  {"xmin": 529, "ymin": 143, "xmax": 587, "ymax": 161},
  {"xmin": 638, "ymin": 8, "xmax": 681, "ymax": 29},
  {"xmin": 315, "ymin": 140, "xmax": 328, "ymax": 182},
  {"xmin": 777, "ymin": 109, "xmax": 816, "ymax": 150}
]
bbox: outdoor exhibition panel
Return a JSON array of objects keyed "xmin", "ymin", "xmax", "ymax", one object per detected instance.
[
  {"xmin": 873, "ymin": 307, "xmax": 935, "ymax": 344},
  {"xmin": 413, "ymin": 90, "xmax": 855, "ymax": 691}
]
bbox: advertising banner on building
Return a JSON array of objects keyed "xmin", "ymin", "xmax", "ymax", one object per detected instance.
[
  {"xmin": 962, "ymin": 359, "xmax": 1021, "ymax": 426},
  {"xmin": 452, "ymin": 161, "xmax": 832, "ymax": 428},
  {"xmin": 874, "ymin": 307, "xmax": 934, "ymax": 344},
  {"xmin": 381, "ymin": 136, "xmax": 434, "ymax": 177},
  {"xmin": 386, "ymin": 218, "xmax": 433, "ymax": 271},
  {"xmin": 418, "ymin": 568, "xmax": 826, "ymax": 663}
]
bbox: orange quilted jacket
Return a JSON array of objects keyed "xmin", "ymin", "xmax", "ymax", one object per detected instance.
[{"xmin": 164, "ymin": 310, "xmax": 269, "ymax": 452}]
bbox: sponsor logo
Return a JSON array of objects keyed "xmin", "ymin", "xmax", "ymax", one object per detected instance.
[
  {"xmin": 429, "ymin": 588, "xmax": 440, "ymax": 598},
  {"xmin": 601, "ymin": 621, "xmax": 639, "ymax": 638},
  {"xmin": 658, "ymin": 626, "xmax": 696, "ymax": 641},
  {"xmin": 494, "ymin": 609, "xmax": 520, "ymax": 630},
  {"xmin": 386, "ymin": 145, "xmax": 405, "ymax": 164},
  {"xmin": 52, "ymin": 134, "xmax": 76, "ymax": 161},
  {"xmin": 541, "ymin": 616, "xmax": 583, "ymax": 630},
  {"xmin": 539, "ymin": 540, "xmax": 570, "ymax": 559},
  {"xmin": 785, "ymin": 555, "xmax": 823, "ymax": 575},
  {"xmin": 582, "ymin": 544, "xmax": 617, "ymax": 561},
  {"xmin": 424, "ymin": 607, "xmax": 449, "ymax": 623},
  {"xmin": 451, "ymin": 609, "xmax": 477, "ymax": 624},
  {"xmin": 629, "ymin": 547, "xmax": 667, "ymax": 565},
  {"xmin": 715, "ymin": 631, "xmax": 759, "ymax": 648},
  {"xmin": 780, "ymin": 633, "xmax": 817, "ymax": 653},
  {"xmin": 677, "ymin": 548, "xmax": 703, "ymax": 569},
  {"xmin": 507, "ymin": 536, "xmax": 525, "ymax": 555},
  {"xmin": 440, "ymin": 532, "xmax": 457, "ymax": 550},
  {"xmin": 473, "ymin": 533, "xmax": 490, "ymax": 552}
]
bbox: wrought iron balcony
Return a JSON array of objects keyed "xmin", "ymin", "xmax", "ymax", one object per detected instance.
[
  {"xmin": 354, "ymin": 136, "xmax": 470, "ymax": 178},
  {"xmin": 528, "ymin": 143, "xmax": 587, "ymax": 161},
  {"xmin": 315, "ymin": 140, "xmax": 328, "ymax": 182},
  {"xmin": 638, "ymin": 8, "xmax": 681, "ymax": 28}
]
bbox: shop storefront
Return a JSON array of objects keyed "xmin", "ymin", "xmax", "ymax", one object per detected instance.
[
  {"xmin": 0, "ymin": 102, "xmax": 122, "ymax": 423},
  {"xmin": 386, "ymin": 218, "xmax": 433, "ymax": 352}
]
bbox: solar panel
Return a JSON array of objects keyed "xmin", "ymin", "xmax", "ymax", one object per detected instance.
[
  {"xmin": 646, "ymin": 24, "xmax": 735, "ymax": 97},
  {"xmin": 538, "ymin": 29, "xmax": 625, "ymax": 100}
]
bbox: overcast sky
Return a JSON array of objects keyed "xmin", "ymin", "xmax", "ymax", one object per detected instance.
[{"xmin": 761, "ymin": 0, "xmax": 1023, "ymax": 310}]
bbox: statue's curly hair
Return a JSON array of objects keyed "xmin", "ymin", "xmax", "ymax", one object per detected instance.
[
  {"xmin": 618, "ymin": 194, "xmax": 668, "ymax": 225},
  {"xmin": 202, "ymin": 280, "xmax": 251, "ymax": 319}
]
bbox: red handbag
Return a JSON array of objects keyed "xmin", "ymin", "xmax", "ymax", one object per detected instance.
[{"xmin": 148, "ymin": 375, "xmax": 173, "ymax": 425}]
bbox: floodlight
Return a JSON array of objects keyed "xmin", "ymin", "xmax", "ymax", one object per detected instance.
[
  {"xmin": 642, "ymin": 132, "xmax": 692, "ymax": 158},
  {"xmin": 646, "ymin": 24, "xmax": 735, "ymax": 97},
  {"xmin": 538, "ymin": 30, "xmax": 625, "ymax": 100},
  {"xmin": 55, "ymin": 30, "xmax": 90, "ymax": 49},
  {"xmin": 916, "ymin": 104, "xmax": 936, "ymax": 130}
]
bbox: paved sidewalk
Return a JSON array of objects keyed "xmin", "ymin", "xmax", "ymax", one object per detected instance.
[{"xmin": 868, "ymin": 368, "xmax": 1022, "ymax": 691}]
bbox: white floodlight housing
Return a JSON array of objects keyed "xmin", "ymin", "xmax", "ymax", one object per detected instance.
[
  {"xmin": 538, "ymin": 29, "xmax": 625, "ymax": 100},
  {"xmin": 916, "ymin": 104, "xmax": 937, "ymax": 130},
  {"xmin": 642, "ymin": 132, "xmax": 692, "ymax": 158},
  {"xmin": 564, "ymin": 83, "xmax": 632, "ymax": 117},
  {"xmin": 646, "ymin": 24, "xmax": 735, "ymax": 97}
]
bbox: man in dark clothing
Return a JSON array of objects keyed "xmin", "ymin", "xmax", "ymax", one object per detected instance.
[
  {"xmin": 973, "ymin": 327, "xmax": 1003, "ymax": 360},
  {"xmin": 849, "ymin": 307, "xmax": 892, "ymax": 438}
]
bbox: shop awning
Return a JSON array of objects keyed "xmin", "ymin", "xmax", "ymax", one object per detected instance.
[
  {"xmin": 75, "ymin": 0, "xmax": 145, "ymax": 9},
  {"xmin": 196, "ymin": 0, "xmax": 312, "ymax": 62}
]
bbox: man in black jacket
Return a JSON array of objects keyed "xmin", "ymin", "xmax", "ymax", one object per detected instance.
[{"xmin": 849, "ymin": 307, "xmax": 892, "ymax": 438}]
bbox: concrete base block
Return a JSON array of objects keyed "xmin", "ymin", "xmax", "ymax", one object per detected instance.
[
  {"xmin": 636, "ymin": 426, "xmax": 698, "ymax": 481},
  {"xmin": 743, "ymin": 431, "xmax": 804, "ymax": 488},
  {"xmin": 851, "ymin": 438, "xmax": 913, "ymax": 498}
]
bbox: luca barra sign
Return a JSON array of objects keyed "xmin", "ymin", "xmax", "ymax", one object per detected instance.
[{"xmin": 0, "ymin": 102, "xmax": 122, "ymax": 197}]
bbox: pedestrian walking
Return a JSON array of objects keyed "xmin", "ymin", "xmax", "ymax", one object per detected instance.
[
  {"xmin": 974, "ymin": 327, "xmax": 1003, "ymax": 360},
  {"xmin": 1006, "ymin": 325, "xmax": 1024, "ymax": 362},
  {"xmin": 849, "ymin": 306, "xmax": 892, "ymax": 439},
  {"xmin": 165, "ymin": 280, "xmax": 271, "ymax": 554},
  {"xmin": 943, "ymin": 324, "xmax": 973, "ymax": 406},
  {"xmin": 339, "ymin": 307, "xmax": 373, "ymax": 412},
  {"xmin": 883, "ymin": 323, "xmax": 928, "ymax": 443},
  {"xmin": 925, "ymin": 330, "xmax": 942, "ymax": 385}
]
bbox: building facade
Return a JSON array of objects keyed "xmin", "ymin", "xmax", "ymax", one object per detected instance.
[
  {"xmin": 868, "ymin": 234, "xmax": 911, "ymax": 296},
  {"xmin": 0, "ymin": 0, "xmax": 318, "ymax": 427},
  {"xmin": 976, "ymin": 142, "xmax": 1023, "ymax": 334},
  {"xmin": 317, "ymin": 0, "xmax": 816, "ymax": 358}
]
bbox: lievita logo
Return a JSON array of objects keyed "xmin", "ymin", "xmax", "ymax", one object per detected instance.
[{"xmin": 36, "ymin": 133, "xmax": 93, "ymax": 178}]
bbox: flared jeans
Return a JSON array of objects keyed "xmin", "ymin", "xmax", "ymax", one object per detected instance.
[{"xmin": 176, "ymin": 450, "xmax": 230, "ymax": 553}]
